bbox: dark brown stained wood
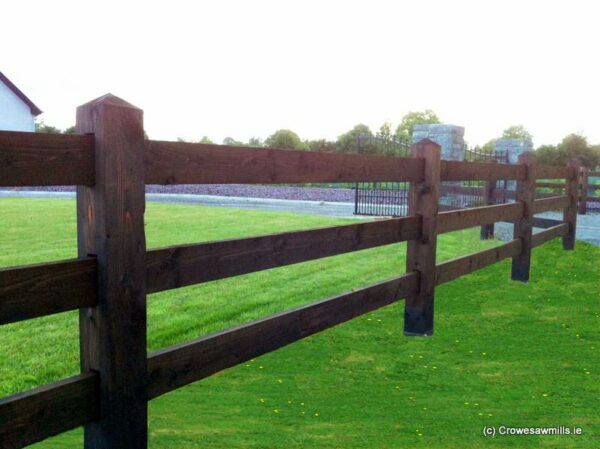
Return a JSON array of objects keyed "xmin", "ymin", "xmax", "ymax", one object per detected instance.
[
  {"xmin": 144, "ymin": 140, "xmax": 425, "ymax": 184},
  {"xmin": 146, "ymin": 216, "xmax": 421, "ymax": 293},
  {"xmin": 0, "ymin": 130, "xmax": 94, "ymax": 186},
  {"xmin": 0, "ymin": 373, "xmax": 98, "ymax": 448},
  {"xmin": 563, "ymin": 161, "xmax": 579, "ymax": 250},
  {"xmin": 532, "ymin": 217, "xmax": 563, "ymax": 229},
  {"xmin": 535, "ymin": 182, "xmax": 565, "ymax": 188},
  {"xmin": 437, "ymin": 202, "xmax": 523, "ymax": 234},
  {"xmin": 440, "ymin": 160, "xmax": 525, "ymax": 181},
  {"xmin": 480, "ymin": 167, "xmax": 497, "ymax": 239},
  {"xmin": 536, "ymin": 165, "xmax": 569, "ymax": 179},
  {"xmin": 405, "ymin": 139, "xmax": 440, "ymax": 336},
  {"xmin": 511, "ymin": 152, "xmax": 536, "ymax": 282},
  {"xmin": 532, "ymin": 195, "xmax": 570, "ymax": 214},
  {"xmin": 532, "ymin": 223, "xmax": 569, "ymax": 248},
  {"xmin": 0, "ymin": 257, "xmax": 97, "ymax": 325},
  {"xmin": 578, "ymin": 167, "xmax": 588, "ymax": 215},
  {"xmin": 147, "ymin": 272, "xmax": 419, "ymax": 399},
  {"xmin": 76, "ymin": 94, "xmax": 148, "ymax": 448},
  {"xmin": 435, "ymin": 239, "xmax": 522, "ymax": 285}
]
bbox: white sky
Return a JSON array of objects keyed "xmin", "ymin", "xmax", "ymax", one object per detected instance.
[{"xmin": 2, "ymin": 0, "xmax": 599, "ymax": 147}]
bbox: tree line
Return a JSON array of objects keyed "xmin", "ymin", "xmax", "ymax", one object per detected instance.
[{"xmin": 35, "ymin": 111, "xmax": 600, "ymax": 168}]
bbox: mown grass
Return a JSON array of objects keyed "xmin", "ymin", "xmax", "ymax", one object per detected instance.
[{"xmin": 0, "ymin": 198, "xmax": 598, "ymax": 448}]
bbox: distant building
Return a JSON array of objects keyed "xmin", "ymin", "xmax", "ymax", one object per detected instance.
[{"xmin": 0, "ymin": 71, "xmax": 42, "ymax": 132}]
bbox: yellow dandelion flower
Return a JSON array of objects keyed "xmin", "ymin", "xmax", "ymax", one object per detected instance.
[
  {"xmin": 542, "ymin": 393, "xmax": 549, "ymax": 397},
  {"xmin": 478, "ymin": 412, "xmax": 483, "ymax": 416},
  {"xmin": 259, "ymin": 366, "xmax": 264, "ymax": 369},
  {"xmin": 464, "ymin": 402, "xmax": 469, "ymax": 405},
  {"xmin": 418, "ymin": 433, "xmax": 423, "ymax": 436},
  {"xmin": 273, "ymin": 409, "xmax": 279, "ymax": 413},
  {"xmin": 481, "ymin": 352, "xmax": 487, "ymax": 356},
  {"xmin": 260, "ymin": 399, "xmax": 265, "ymax": 403},
  {"xmin": 314, "ymin": 413, "xmax": 319, "ymax": 417},
  {"xmin": 277, "ymin": 379, "xmax": 283, "ymax": 383}
]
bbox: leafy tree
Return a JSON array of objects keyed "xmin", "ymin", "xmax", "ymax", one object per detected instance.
[
  {"xmin": 247, "ymin": 137, "xmax": 263, "ymax": 147},
  {"xmin": 501, "ymin": 125, "xmax": 533, "ymax": 143},
  {"xmin": 222, "ymin": 137, "xmax": 243, "ymax": 146},
  {"xmin": 394, "ymin": 110, "xmax": 440, "ymax": 145},
  {"xmin": 336, "ymin": 124, "xmax": 374, "ymax": 154},
  {"xmin": 265, "ymin": 129, "xmax": 307, "ymax": 150},
  {"xmin": 35, "ymin": 120, "xmax": 62, "ymax": 134},
  {"xmin": 305, "ymin": 139, "xmax": 337, "ymax": 152},
  {"xmin": 534, "ymin": 135, "xmax": 600, "ymax": 168},
  {"xmin": 535, "ymin": 144, "xmax": 559, "ymax": 166}
]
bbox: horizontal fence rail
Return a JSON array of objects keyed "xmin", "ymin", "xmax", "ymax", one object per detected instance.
[
  {"xmin": 0, "ymin": 131, "xmax": 94, "ymax": 187},
  {"xmin": 146, "ymin": 216, "xmax": 421, "ymax": 293},
  {"xmin": 0, "ymin": 373, "xmax": 98, "ymax": 448},
  {"xmin": 0, "ymin": 257, "xmax": 97, "ymax": 325},
  {"xmin": 0, "ymin": 95, "xmax": 582, "ymax": 449},
  {"xmin": 147, "ymin": 272, "xmax": 419, "ymax": 399},
  {"xmin": 144, "ymin": 140, "xmax": 425, "ymax": 184}
]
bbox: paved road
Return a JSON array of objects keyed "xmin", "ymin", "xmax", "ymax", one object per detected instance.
[{"xmin": 2, "ymin": 190, "xmax": 598, "ymax": 245}]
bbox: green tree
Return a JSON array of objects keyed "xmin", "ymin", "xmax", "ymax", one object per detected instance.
[
  {"xmin": 535, "ymin": 144, "xmax": 559, "ymax": 166},
  {"xmin": 501, "ymin": 125, "xmax": 533, "ymax": 143},
  {"xmin": 394, "ymin": 110, "xmax": 440, "ymax": 145},
  {"xmin": 336, "ymin": 124, "xmax": 374, "ymax": 154},
  {"xmin": 35, "ymin": 120, "xmax": 62, "ymax": 134},
  {"xmin": 305, "ymin": 139, "xmax": 337, "ymax": 152},
  {"xmin": 265, "ymin": 129, "xmax": 306, "ymax": 150},
  {"xmin": 557, "ymin": 134, "xmax": 599, "ymax": 168},
  {"xmin": 247, "ymin": 137, "xmax": 263, "ymax": 147},
  {"xmin": 222, "ymin": 137, "xmax": 243, "ymax": 146}
]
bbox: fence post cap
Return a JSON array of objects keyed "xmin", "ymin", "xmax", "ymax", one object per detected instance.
[{"xmin": 77, "ymin": 93, "xmax": 141, "ymax": 111}]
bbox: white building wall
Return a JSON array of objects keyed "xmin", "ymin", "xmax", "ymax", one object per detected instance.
[{"xmin": 0, "ymin": 81, "xmax": 36, "ymax": 132}]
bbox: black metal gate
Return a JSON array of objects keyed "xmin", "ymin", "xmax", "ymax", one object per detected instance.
[{"xmin": 354, "ymin": 138, "xmax": 511, "ymax": 217}]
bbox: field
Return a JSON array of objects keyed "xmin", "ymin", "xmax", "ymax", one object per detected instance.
[{"xmin": 1, "ymin": 198, "xmax": 598, "ymax": 448}]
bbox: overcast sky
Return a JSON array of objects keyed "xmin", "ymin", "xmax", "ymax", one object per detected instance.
[{"xmin": 2, "ymin": 0, "xmax": 599, "ymax": 147}]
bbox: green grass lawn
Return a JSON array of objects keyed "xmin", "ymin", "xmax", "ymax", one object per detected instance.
[{"xmin": 1, "ymin": 197, "xmax": 598, "ymax": 448}]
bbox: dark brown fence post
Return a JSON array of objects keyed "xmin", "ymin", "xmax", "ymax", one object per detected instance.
[
  {"xmin": 578, "ymin": 166, "xmax": 588, "ymax": 215},
  {"xmin": 563, "ymin": 159, "xmax": 580, "ymax": 250},
  {"xmin": 511, "ymin": 152, "xmax": 536, "ymax": 282},
  {"xmin": 76, "ymin": 94, "xmax": 148, "ymax": 448},
  {"xmin": 404, "ymin": 139, "xmax": 440, "ymax": 336},
  {"xmin": 480, "ymin": 161, "xmax": 497, "ymax": 239}
]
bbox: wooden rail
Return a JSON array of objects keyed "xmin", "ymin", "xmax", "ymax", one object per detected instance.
[
  {"xmin": 145, "ymin": 140, "xmax": 425, "ymax": 184},
  {"xmin": 0, "ymin": 131, "xmax": 94, "ymax": 186},
  {"xmin": 146, "ymin": 216, "xmax": 420, "ymax": 293},
  {"xmin": 0, "ymin": 95, "xmax": 580, "ymax": 449},
  {"xmin": 0, "ymin": 257, "xmax": 97, "ymax": 325}
]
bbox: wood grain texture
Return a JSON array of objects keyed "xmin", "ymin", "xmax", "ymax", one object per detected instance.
[
  {"xmin": 76, "ymin": 94, "xmax": 148, "ymax": 448},
  {"xmin": 511, "ymin": 152, "xmax": 536, "ymax": 282},
  {"xmin": 440, "ymin": 160, "xmax": 525, "ymax": 181},
  {"xmin": 563, "ymin": 161, "xmax": 579, "ymax": 250},
  {"xmin": 533, "ymin": 195, "xmax": 569, "ymax": 214},
  {"xmin": 0, "ymin": 373, "xmax": 98, "ymax": 449},
  {"xmin": 0, "ymin": 130, "xmax": 94, "ymax": 186},
  {"xmin": 536, "ymin": 165, "xmax": 569, "ymax": 179},
  {"xmin": 405, "ymin": 140, "xmax": 440, "ymax": 336},
  {"xmin": 532, "ymin": 224, "xmax": 569, "ymax": 248},
  {"xmin": 435, "ymin": 239, "xmax": 522, "ymax": 285},
  {"xmin": 437, "ymin": 202, "xmax": 523, "ymax": 234},
  {"xmin": 146, "ymin": 216, "xmax": 421, "ymax": 293},
  {"xmin": 0, "ymin": 257, "xmax": 97, "ymax": 325},
  {"xmin": 147, "ymin": 272, "xmax": 419, "ymax": 399},
  {"xmin": 144, "ymin": 140, "xmax": 425, "ymax": 184}
]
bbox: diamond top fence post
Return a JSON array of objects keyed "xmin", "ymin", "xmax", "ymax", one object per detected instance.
[
  {"xmin": 404, "ymin": 139, "xmax": 441, "ymax": 336},
  {"xmin": 76, "ymin": 94, "xmax": 149, "ymax": 448}
]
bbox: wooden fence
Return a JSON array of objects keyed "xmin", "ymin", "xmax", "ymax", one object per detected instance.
[
  {"xmin": 0, "ymin": 94, "xmax": 580, "ymax": 448},
  {"xmin": 578, "ymin": 167, "xmax": 600, "ymax": 214}
]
